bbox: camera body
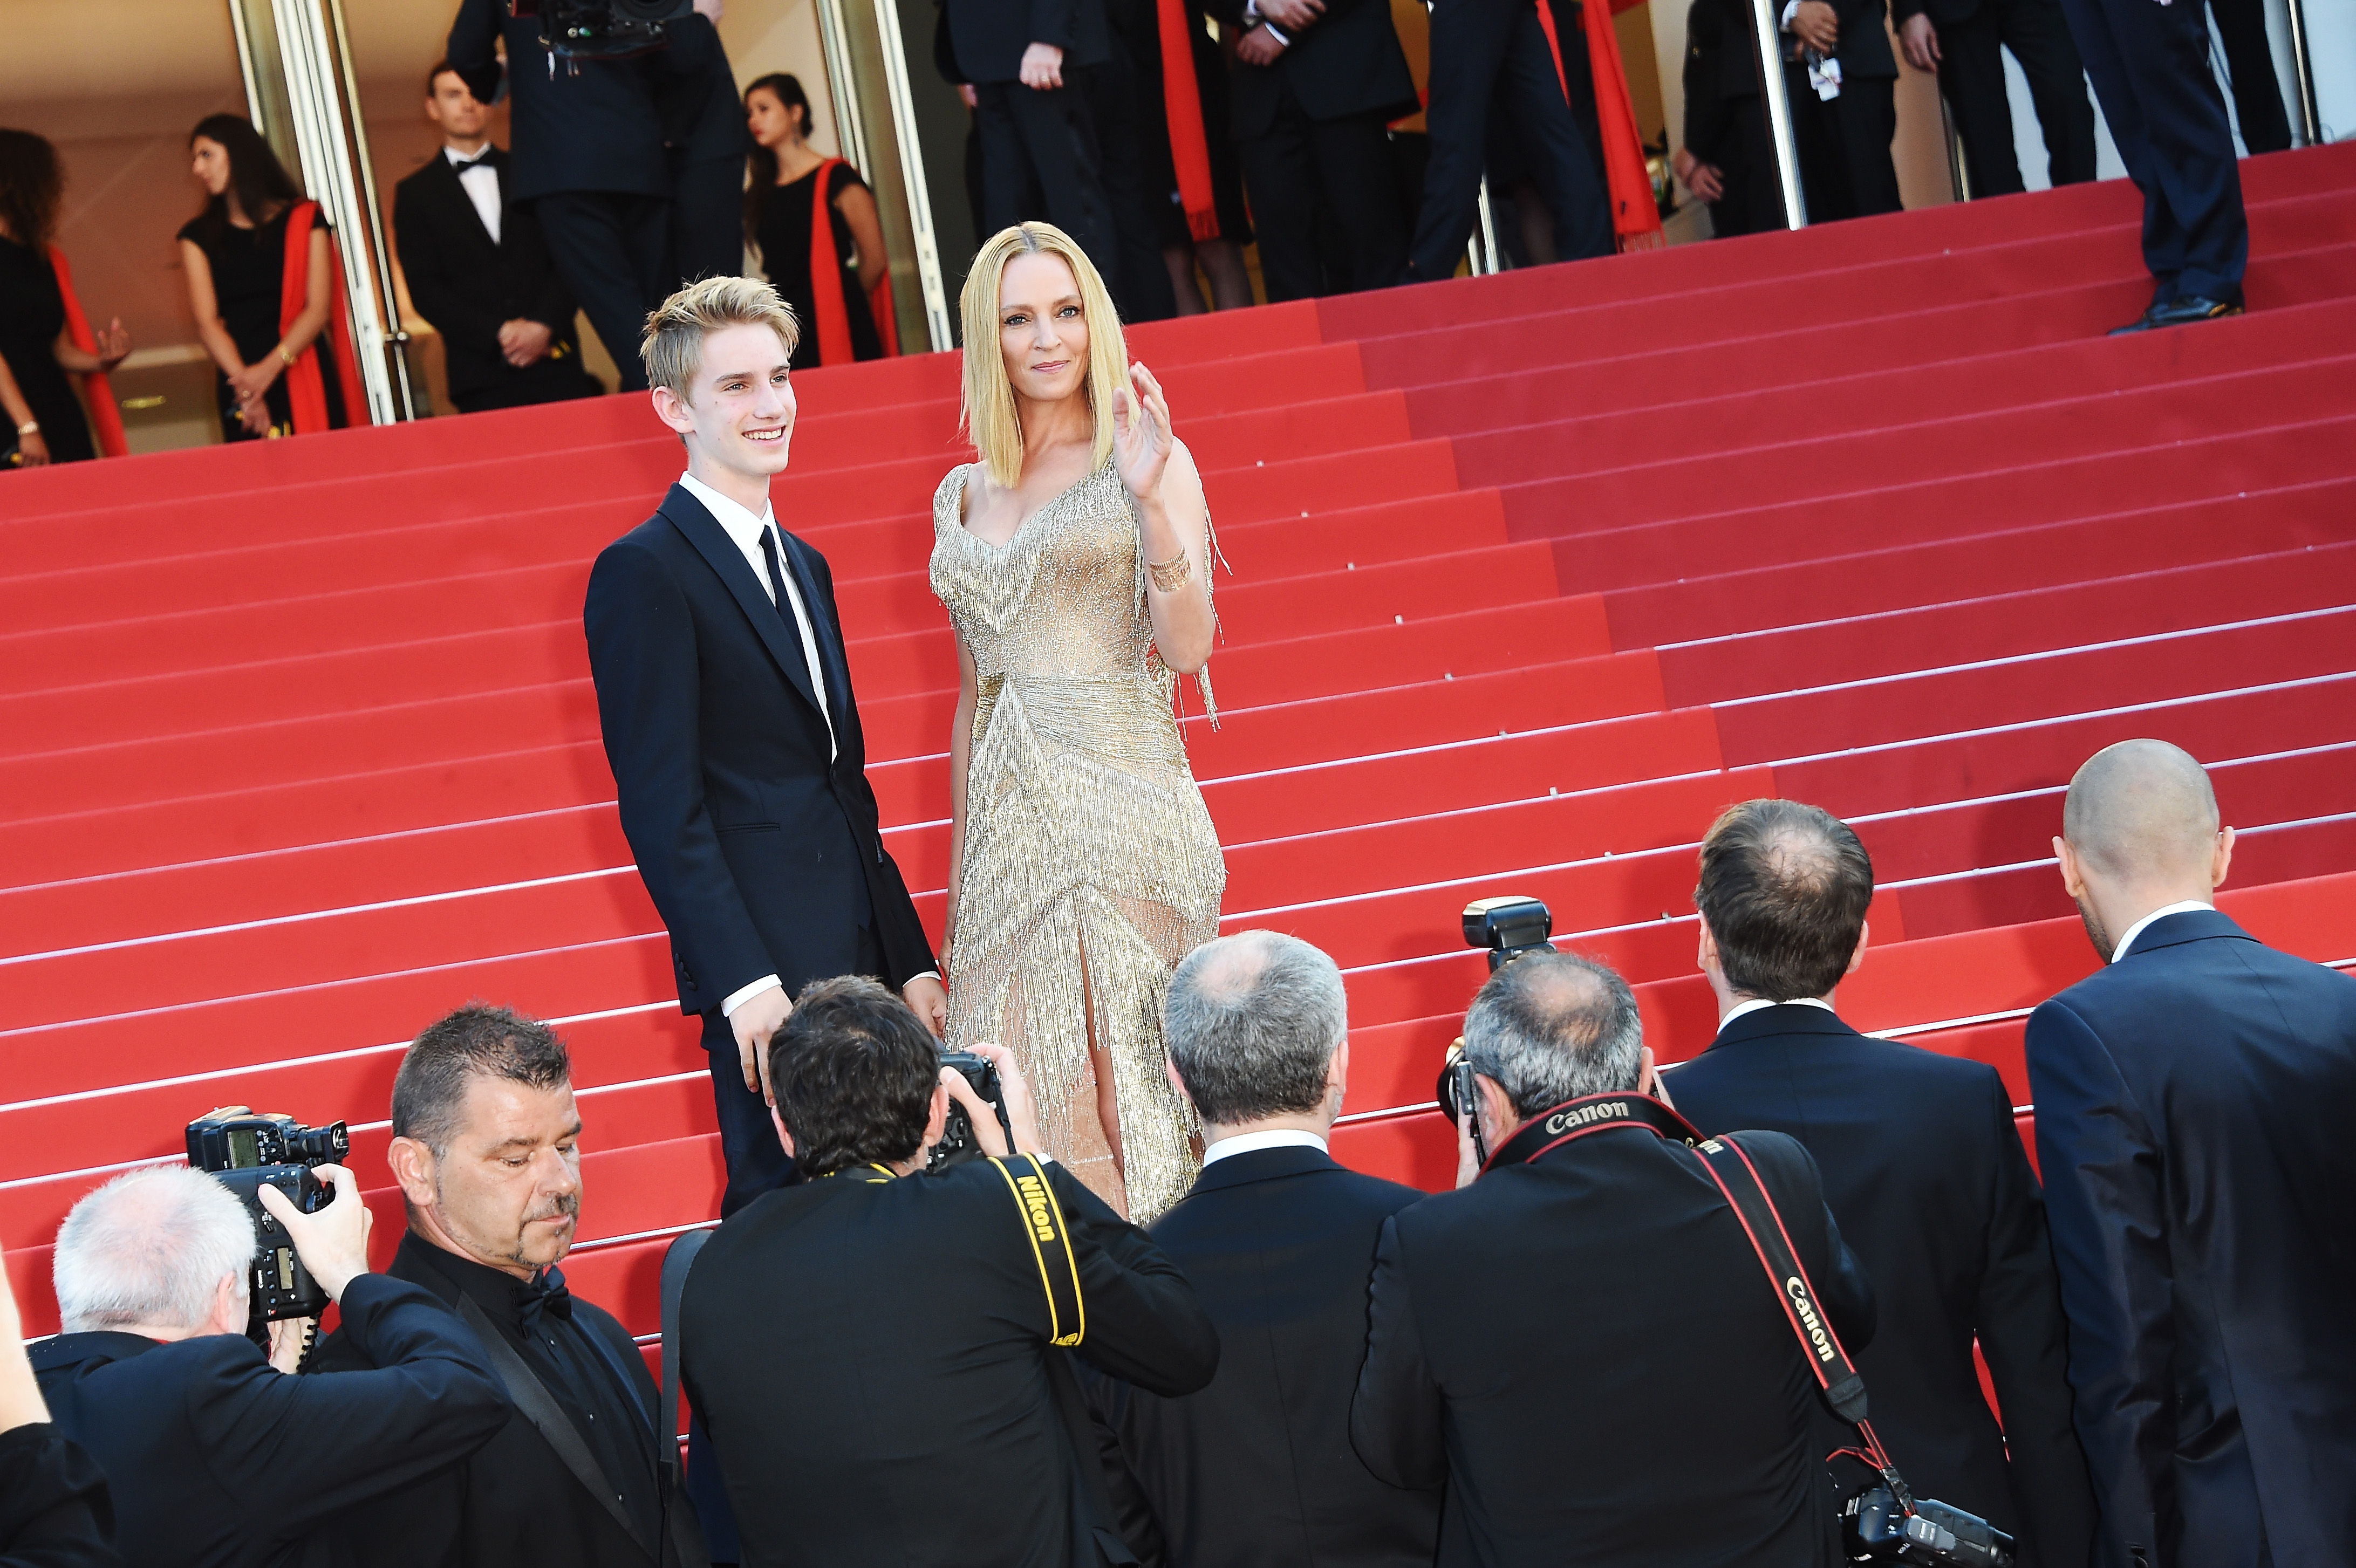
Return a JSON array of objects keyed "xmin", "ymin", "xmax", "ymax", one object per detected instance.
[
  {"xmin": 511, "ymin": 0, "xmax": 695, "ymax": 62},
  {"xmin": 186, "ymin": 1108, "xmax": 349, "ymax": 1329},
  {"xmin": 930, "ymin": 1052, "xmax": 1015, "ymax": 1171},
  {"xmin": 1845, "ymin": 1488, "xmax": 2016, "ymax": 1566}
]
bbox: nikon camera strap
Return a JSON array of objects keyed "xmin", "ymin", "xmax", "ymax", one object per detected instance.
[{"xmin": 1490, "ymin": 1091, "xmax": 1915, "ymax": 1509}]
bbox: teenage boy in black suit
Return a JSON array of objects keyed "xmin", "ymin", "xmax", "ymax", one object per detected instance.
[
  {"xmin": 394, "ymin": 64, "xmax": 604, "ymax": 415},
  {"xmin": 582, "ymin": 276, "xmax": 946, "ymax": 1220},
  {"xmin": 2031, "ymin": 740, "xmax": 2356, "ymax": 1566},
  {"xmin": 1090, "ymin": 932, "xmax": 1441, "ymax": 1568},
  {"xmin": 1666, "ymin": 799, "xmax": 2097, "ymax": 1567}
]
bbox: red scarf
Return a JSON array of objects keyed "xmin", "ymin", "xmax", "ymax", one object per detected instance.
[
  {"xmin": 1535, "ymin": 0, "xmax": 1665, "ymax": 250},
  {"xmin": 1157, "ymin": 0, "xmax": 1220, "ymax": 242},
  {"xmin": 46, "ymin": 246, "xmax": 127, "ymax": 457},
  {"xmin": 806, "ymin": 161, "xmax": 898, "ymax": 365},
  {"xmin": 278, "ymin": 200, "xmax": 367, "ymax": 435}
]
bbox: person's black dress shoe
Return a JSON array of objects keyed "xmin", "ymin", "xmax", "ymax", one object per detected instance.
[{"xmin": 2111, "ymin": 295, "xmax": 2245, "ymax": 334}]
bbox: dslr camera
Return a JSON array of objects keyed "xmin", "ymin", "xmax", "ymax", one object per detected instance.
[
  {"xmin": 1846, "ymin": 1487, "xmax": 2016, "ymax": 1565},
  {"xmin": 1436, "ymin": 896, "xmax": 1562, "ymax": 1162},
  {"xmin": 930, "ymin": 1051, "xmax": 1015, "ymax": 1171},
  {"xmin": 512, "ymin": 0, "xmax": 694, "ymax": 62},
  {"xmin": 186, "ymin": 1107, "xmax": 350, "ymax": 1336}
]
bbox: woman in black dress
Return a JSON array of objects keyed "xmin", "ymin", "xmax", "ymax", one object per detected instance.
[
  {"xmin": 176, "ymin": 114, "xmax": 347, "ymax": 442},
  {"xmin": 0, "ymin": 128, "xmax": 131, "ymax": 467},
  {"xmin": 743, "ymin": 74, "xmax": 890, "ymax": 369}
]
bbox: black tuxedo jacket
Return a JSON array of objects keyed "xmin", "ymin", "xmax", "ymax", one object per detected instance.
[
  {"xmin": 312, "ymin": 1234, "xmax": 680, "ymax": 1568},
  {"xmin": 1089, "ymin": 1144, "xmax": 1441, "ymax": 1568},
  {"xmin": 1813, "ymin": 0, "xmax": 1898, "ymax": 78},
  {"xmin": 680, "ymin": 1157, "xmax": 1219, "ymax": 1567},
  {"xmin": 1353, "ymin": 1125, "xmax": 1873, "ymax": 1568},
  {"xmin": 447, "ymin": 0, "xmax": 688, "ymax": 201},
  {"xmin": 27, "ymin": 1277, "xmax": 509, "ymax": 1568},
  {"xmin": 1666, "ymin": 1005, "xmax": 2096, "ymax": 1567},
  {"xmin": 2027, "ymin": 910, "xmax": 2356, "ymax": 1568},
  {"xmin": 943, "ymin": 0, "xmax": 1112, "ymax": 83},
  {"xmin": 1204, "ymin": 0, "xmax": 1418, "ymax": 134},
  {"xmin": 391, "ymin": 147, "xmax": 590, "ymax": 405},
  {"xmin": 584, "ymin": 484, "xmax": 935, "ymax": 1016}
]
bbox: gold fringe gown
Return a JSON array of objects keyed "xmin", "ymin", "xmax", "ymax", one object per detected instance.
[{"xmin": 930, "ymin": 459, "xmax": 1226, "ymax": 1223}]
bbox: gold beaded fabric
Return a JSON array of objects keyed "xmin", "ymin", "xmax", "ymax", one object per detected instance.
[{"xmin": 929, "ymin": 458, "xmax": 1226, "ymax": 1223}]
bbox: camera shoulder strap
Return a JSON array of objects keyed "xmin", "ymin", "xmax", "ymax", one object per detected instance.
[
  {"xmin": 455, "ymin": 1293, "xmax": 650, "ymax": 1552},
  {"xmin": 658, "ymin": 1227, "xmax": 711, "ymax": 1481},
  {"xmin": 986, "ymin": 1153, "xmax": 1086, "ymax": 1347}
]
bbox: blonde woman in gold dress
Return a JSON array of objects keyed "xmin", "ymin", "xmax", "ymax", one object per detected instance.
[{"xmin": 929, "ymin": 223, "xmax": 1224, "ymax": 1223}]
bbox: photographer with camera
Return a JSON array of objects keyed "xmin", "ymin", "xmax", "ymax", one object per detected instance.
[
  {"xmin": 1351, "ymin": 950, "xmax": 1877, "ymax": 1567},
  {"xmin": 678, "ymin": 975, "xmax": 1219, "ymax": 1567},
  {"xmin": 29, "ymin": 1163, "xmax": 509, "ymax": 1568},
  {"xmin": 314, "ymin": 1004, "xmax": 700, "ymax": 1568}
]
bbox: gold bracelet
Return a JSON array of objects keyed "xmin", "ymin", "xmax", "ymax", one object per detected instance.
[
  {"xmin": 278, "ymin": 344, "xmax": 297, "ymax": 367},
  {"xmin": 1147, "ymin": 550, "xmax": 1192, "ymax": 593}
]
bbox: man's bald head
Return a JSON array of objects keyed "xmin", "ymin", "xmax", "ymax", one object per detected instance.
[
  {"xmin": 1462, "ymin": 951, "xmax": 1643, "ymax": 1118},
  {"xmin": 1165, "ymin": 930, "xmax": 1348, "ymax": 1125},
  {"xmin": 2062, "ymin": 740, "xmax": 2221, "ymax": 886}
]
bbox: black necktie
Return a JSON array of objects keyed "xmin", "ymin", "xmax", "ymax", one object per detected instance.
[
  {"xmin": 518, "ymin": 1265, "xmax": 572, "ymax": 1332},
  {"xmin": 756, "ymin": 522, "xmax": 794, "ymax": 621}
]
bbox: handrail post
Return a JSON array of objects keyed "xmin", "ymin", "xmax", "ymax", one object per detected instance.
[
  {"xmin": 2281, "ymin": 0, "xmax": 2323, "ymax": 148},
  {"xmin": 1747, "ymin": 0, "xmax": 1809, "ymax": 228}
]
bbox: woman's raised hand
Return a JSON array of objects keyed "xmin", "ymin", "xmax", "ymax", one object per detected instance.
[{"xmin": 1112, "ymin": 360, "xmax": 1173, "ymax": 502}]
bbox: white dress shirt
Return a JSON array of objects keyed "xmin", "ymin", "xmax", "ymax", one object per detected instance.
[
  {"xmin": 444, "ymin": 144, "xmax": 502, "ymax": 245},
  {"xmin": 1200, "ymin": 1128, "xmax": 1329, "ymax": 1167},
  {"xmin": 2110, "ymin": 900, "xmax": 2214, "ymax": 964},
  {"xmin": 1716, "ymin": 995, "xmax": 1836, "ymax": 1033}
]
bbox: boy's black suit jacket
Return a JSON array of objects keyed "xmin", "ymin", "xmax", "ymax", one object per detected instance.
[
  {"xmin": 583, "ymin": 483, "xmax": 935, "ymax": 1018},
  {"xmin": 1668, "ymin": 1004, "xmax": 2096, "ymax": 1567}
]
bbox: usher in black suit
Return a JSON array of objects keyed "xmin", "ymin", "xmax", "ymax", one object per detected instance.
[
  {"xmin": 1206, "ymin": 0, "xmax": 1418, "ymax": 298},
  {"xmin": 680, "ymin": 1155, "xmax": 1220, "ymax": 1568},
  {"xmin": 2027, "ymin": 908, "xmax": 2356, "ymax": 1567},
  {"xmin": 1787, "ymin": 0, "xmax": 1903, "ymax": 221},
  {"xmin": 1352, "ymin": 1119, "xmax": 1874, "ymax": 1567},
  {"xmin": 392, "ymin": 147, "xmax": 603, "ymax": 414},
  {"xmin": 1667, "ymin": 1004, "xmax": 2097, "ymax": 1567},
  {"xmin": 1890, "ymin": 0, "xmax": 2095, "ymax": 195},
  {"xmin": 583, "ymin": 483, "xmax": 936, "ymax": 1215},
  {"xmin": 1090, "ymin": 1142, "xmax": 1442, "ymax": 1568}
]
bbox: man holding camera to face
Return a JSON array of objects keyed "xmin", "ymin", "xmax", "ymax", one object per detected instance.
[
  {"xmin": 678, "ymin": 976, "xmax": 1219, "ymax": 1568},
  {"xmin": 1351, "ymin": 950, "xmax": 1876, "ymax": 1567},
  {"xmin": 30, "ymin": 1163, "xmax": 510, "ymax": 1568}
]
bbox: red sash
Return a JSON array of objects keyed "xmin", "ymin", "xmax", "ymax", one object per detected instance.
[
  {"xmin": 807, "ymin": 161, "xmax": 899, "ymax": 364},
  {"xmin": 1535, "ymin": 0, "xmax": 1665, "ymax": 251},
  {"xmin": 47, "ymin": 246, "xmax": 127, "ymax": 457},
  {"xmin": 277, "ymin": 201, "xmax": 368, "ymax": 434},
  {"xmin": 1157, "ymin": 0, "xmax": 1220, "ymax": 242}
]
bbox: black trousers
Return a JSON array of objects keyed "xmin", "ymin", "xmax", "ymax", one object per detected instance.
[
  {"xmin": 1937, "ymin": 0, "xmax": 2098, "ymax": 193},
  {"xmin": 1239, "ymin": 87, "xmax": 1409, "ymax": 300},
  {"xmin": 1790, "ymin": 71, "xmax": 1903, "ymax": 221},
  {"xmin": 702, "ymin": 921, "xmax": 886, "ymax": 1220},
  {"xmin": 2058, "ymin": 0, "xmax": 2247, "ymax": 299},
  {"xmin": 1078, "ymin": 57, "xmax": 1180, "ymax": 320},
  {"xmin": 1409, "ymin": 0, "xmax": 1614, "ymax": 279},
  {"xmin": 973, "ymin": 78, "xmax": 1118, "ymax": 294},
  {"xmin": 671, "ymin": 154, "xmax": 748, "ymax": 287},
  {"xmin": 2209, "ymin": 0, "xmax": 2290, "ymax": 153},
  {"xmin": 532, "ymin": 191, "xmax": 671, "ymax": 392}
]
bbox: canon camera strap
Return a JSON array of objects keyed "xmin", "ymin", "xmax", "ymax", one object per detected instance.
[{"xmin": 1490, "ymin": 1091, "xmax": 1913, "ymax": 1507}]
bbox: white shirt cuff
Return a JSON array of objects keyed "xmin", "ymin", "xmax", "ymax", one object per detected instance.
[
  {"xmin": 1780, "ymin": 0, "xmax": 1800, "ymax": 27},
  {"xmin": 721, "ymin": 976, "xmax": 783, "ymax": 1017},
  {"xmin": 906, "ymin": 971, "xmax": 941, "ymax": 987}
]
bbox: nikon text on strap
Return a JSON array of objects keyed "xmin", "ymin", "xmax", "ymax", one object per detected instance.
[
  {"xmin": 1490, "ymin": 1090, "xmax": 1914, "ymax": 1508},
  {"xmin": 987, "ymin": 1152, "xmax": 1086, "ymax": 1346}
]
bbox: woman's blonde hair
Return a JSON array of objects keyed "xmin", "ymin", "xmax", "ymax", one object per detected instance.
[{"xmin": 960, "ymin": 223, "xmax": 1127, "ymax": 490}]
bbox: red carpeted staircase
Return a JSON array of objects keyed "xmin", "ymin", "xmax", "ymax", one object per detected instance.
[{"xmin": 6, "ymin": 145, "xmax": 2356, "ymax": 1371}]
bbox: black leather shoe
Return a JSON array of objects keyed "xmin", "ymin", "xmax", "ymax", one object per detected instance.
[{"xmin": 2110, "ymin": 295, "xmax": 2245, "ymax": 334}]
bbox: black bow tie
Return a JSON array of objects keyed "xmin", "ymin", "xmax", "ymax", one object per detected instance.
[
  {"xmin": 450, "ymin": 152, "xmax": 493, "ymax": 172},
  {"xmin": 517, "ymin": 1266, "xmax": 572, "ymax": 1331}
]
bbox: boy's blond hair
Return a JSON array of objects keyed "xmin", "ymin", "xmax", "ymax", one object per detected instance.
[
  {"xmin": 640, "ymin": 275, "xmax": 800, "ymax": 398},
  {"xmin": 959, "ymin": 223, "xmax": 1126, "ymax": 490}
]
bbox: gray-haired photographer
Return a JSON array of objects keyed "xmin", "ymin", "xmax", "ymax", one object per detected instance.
[{"xmin": 29, "ymin": 1153, "xmax": 510, "ymax": 1568}]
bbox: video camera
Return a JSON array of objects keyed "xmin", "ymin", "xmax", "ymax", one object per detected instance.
[
  {"xmin": 185, "ymin": 1107, "xmax": 350, "ymax": 1339},
  {"xmin": 930, "ymin": 1051, "xmax": 1015, "ymax": 1171},
  {"xmin": 512, "ymin": 0, "xmax": 694, "ymax": 63}
]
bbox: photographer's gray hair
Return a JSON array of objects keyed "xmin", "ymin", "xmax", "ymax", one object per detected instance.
[
  {"xmin": 54, "ymin": 1166, "xmax": 256, "ymax": 1334},
  {"xmin": 1165, "ymin": 930, "xmax": 1348, "ymax": 1125},
  {"xmin": 1462, "ymin": 951, "xmax": 1643, "ymax": 1118},
  {"xmin": 394, "ymin": 1003, "xmax": 573, "ymax": 1159}
]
